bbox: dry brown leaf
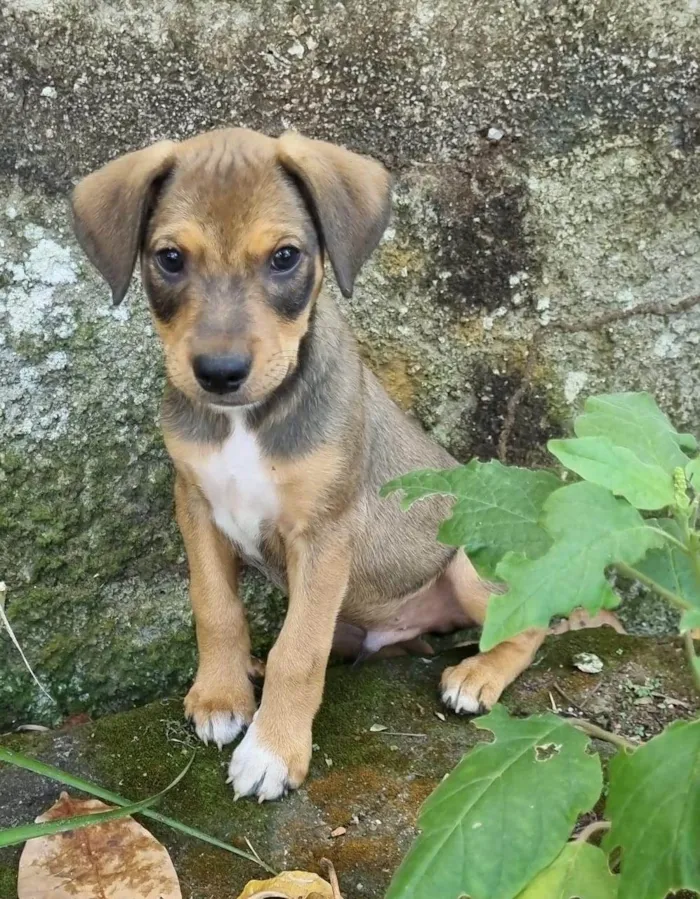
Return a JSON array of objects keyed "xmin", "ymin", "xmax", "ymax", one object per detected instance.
[
  {"xmin": 17, "ymin": 792, "xmax": 182, "ymax": 898},
  {"xmin": 237, "ymin": 870, "xmax": 333, "ymax": 899}
]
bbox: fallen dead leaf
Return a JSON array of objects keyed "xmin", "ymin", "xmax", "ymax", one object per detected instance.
[
  {"xmin": 237, "ymin": 870, "xmax": 333, "ymax": 899},
  {"xmin": 18, "ymin": 792, "xmax": 181, "ymax": 898}
]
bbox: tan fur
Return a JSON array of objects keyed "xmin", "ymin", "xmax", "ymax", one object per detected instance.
[
  {"xmin": 72, "ymin": 127, "xmax": 549, "ymax": 800},
  {"xmin": 175, "ymin": 473, "xmax": 257, "ymax": 734}
]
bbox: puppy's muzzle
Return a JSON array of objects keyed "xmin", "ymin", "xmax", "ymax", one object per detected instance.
[{"xmin": 193, "ymin": 353, "xmax": 252, "ymax": 395}]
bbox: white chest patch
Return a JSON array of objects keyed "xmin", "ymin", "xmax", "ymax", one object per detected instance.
[{"xmin": 194, "ymin": 414, "xmax": 279, "ymax": 561}]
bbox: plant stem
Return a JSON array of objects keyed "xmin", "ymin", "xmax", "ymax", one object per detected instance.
[
  {"xmin": 574, "ymin": 820, "xmax": 611, "ymax": 843},
  {"xmin": 683, "ymin": 631, "xmax": 700, "ymax": 695},
  {"xmin": 568, "ymin": 718, "xmax": 638, "ymax": 753},
  {"xmin": 614, "ymin": 562, "xmax": 692, "ymax": 611},
  {"xmin": 646, "ymin": 526, "xmax": 690, "ymax": 554},
  {"xmin": 674, "ymin": 507, "xmax": 692, "ymax": 545}
]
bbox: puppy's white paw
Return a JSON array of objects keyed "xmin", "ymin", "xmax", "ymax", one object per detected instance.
[
  {"xmin": 441, "ymin": 680, "xmax": 482, "ymax": 715},
  {"xmin": 194, "ymin": 711, "xmax": 247, "ymax": 750},
  {"xmin": 227, "ymin": 721, "xmax": 290, "ymax": 802}
]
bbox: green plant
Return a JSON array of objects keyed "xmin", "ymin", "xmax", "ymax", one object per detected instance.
[
  {"xmin": 0, "ymin": 751, "xmax": 193, "ymax": 848},
  {"xmin": 0, "ymin": 747, "xmax": 275, "ymax": 873},
  {"xmin": 382, "ymin": 392, "xmax": 700, "ymax": 899}
]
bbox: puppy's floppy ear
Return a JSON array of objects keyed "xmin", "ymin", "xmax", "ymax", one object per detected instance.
[
  {"xmin": 277, "ymin": 132, "xmax": 392, "ymax": 298},
  {"xmin": 71, "ymin": 141, "xmax": 177, "ymax": 305}
]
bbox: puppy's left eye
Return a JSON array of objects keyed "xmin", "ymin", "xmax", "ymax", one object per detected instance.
[
  {"xmin": 270, "ymin": 246, "xmax": 301, "ymax": 273},
  {"xmin": 155, "ymin": 247, "xmax": 185, "ymax": 276}
]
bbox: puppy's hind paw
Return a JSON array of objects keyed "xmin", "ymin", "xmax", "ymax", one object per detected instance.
[{"xmin": 440, "ymin": 656, "xmax": 505, "ymax": 716}]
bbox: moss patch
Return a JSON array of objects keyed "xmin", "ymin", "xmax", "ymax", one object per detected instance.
[{"xmin": 1, "ymin": 631, "xmax": 696, "ymax": 897}]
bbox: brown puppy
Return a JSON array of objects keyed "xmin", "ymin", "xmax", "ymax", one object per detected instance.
[{"xmin": 72, "ymin": 128, "xmax": 545, "ymax": 801}]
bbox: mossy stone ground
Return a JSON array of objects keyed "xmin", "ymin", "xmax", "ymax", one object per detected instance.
[{"xmin": 1, "ymin": 630, "xmax": 697, "ymax": 898}]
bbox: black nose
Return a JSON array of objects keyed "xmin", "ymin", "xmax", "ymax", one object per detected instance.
[{"xmin": 193, "ymin": 353, "xmax": 252, "ymax": 394}]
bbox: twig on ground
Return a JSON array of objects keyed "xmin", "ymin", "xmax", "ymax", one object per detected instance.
[
  {"xmin": 375, "ymin": 731, "xmax": 427, "ymax": 738},
  {"xmin": 321, "ymin": 858, "xmax": 343, "ymax": 899},
  {"xmin": 553, "ymin": 682, "xmax": 581, "ymax": 712},
  {"xmin": 567, "ymin": 718, "xmax": 638, "ymax": 753},
  {"xmin": 244, "ymin": 836, "xmax": 265, "ymax": 869}
]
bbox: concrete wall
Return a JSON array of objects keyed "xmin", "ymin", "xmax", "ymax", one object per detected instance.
[{"xmin": 2, "ymin": 0, "xmax": 699, "ymax": 727}]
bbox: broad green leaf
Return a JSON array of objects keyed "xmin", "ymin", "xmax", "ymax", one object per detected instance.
[
  {"xmin": 482, "ymin": 483, "xmax": 664, "ymax": 650},
  {"xmin": 516, "ymin": 842, "xmax": 618, "ymax": 899},
  {"xmin": 381, "ymin": 461, "xmax": 561, "ymax": 576},
  {"xmin": 604, "ymin": 718, "xmax": 700, "ymax": 899},
  {"xmin": 635, "ymin": 519, "xmax": 700, "ymax": 613},
  {"xmin": 385, "ymin": 706, "xmax": 602, "ymax": 899},
  {"xmin": 679, "ymin": 432, "xmax": 699, "ymax": 453},
  {"xmin": 688, "ymin": 457, "xmax": 700, "ymax": 490},
  {"xmin": 574, "ymin": 393, "xmax": 694, "ymax": 472},
  {"xmin": 548, "ymin": 436, "xmax": 675, "ymax": 510},
  {"xmin": 680, "ymin": 609, "xmax": 700, "ymax": 632}
]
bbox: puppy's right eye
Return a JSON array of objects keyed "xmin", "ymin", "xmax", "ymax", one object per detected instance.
[{"xmin": 155, "ymin": 247, "xmax": 185, "ymax": 276}]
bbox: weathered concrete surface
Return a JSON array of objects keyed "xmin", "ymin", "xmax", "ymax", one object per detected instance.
[
  {"xmin": 1, "ymin": 0, "xmax": 700, "ymax": 725},
  {"xmin": 1, "ymin": 632, "xmax": 698, "ymax": 899}
]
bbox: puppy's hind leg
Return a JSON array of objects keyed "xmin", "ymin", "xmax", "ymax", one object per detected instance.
[{"xmin": 439, "ymin": 550, "xmax": 545, "ymax": 714}]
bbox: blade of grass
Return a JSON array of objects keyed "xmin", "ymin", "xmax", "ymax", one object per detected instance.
[
  {"xmin": 0, "ymin": 753, "xmax": 194, "ymax": 848},
  {"xmin": 0, "ymin": 583, "xmax": 55, "ymax": 703},
  {"xmin": 0, "ymin": 747, "xmax": 276, "ymax": 874}
]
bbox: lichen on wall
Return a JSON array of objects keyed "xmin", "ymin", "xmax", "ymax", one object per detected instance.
[{"xmin": 1, "ymin": 0, "xmax": 699, "ymax": 727}]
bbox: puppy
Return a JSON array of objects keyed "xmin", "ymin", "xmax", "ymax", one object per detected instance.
[{"xmin": 72, "ymin": 128, "xmax": 545, "ymax": 801}]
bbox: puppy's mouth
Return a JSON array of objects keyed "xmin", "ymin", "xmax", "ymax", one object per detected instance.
[
  {"xmin": 197, "ymin": 372, "xmax": 291, "ymax": 412},
  {"xmin": 206, "ymin": 394, "xmax": 257, "ymax": 411}
]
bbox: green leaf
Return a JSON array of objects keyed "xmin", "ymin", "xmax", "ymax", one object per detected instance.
[
  {"xmin": 680, "ymin": 608, "xmax": 700, "ymax": 632},
  {"xmin": 635, "ymin": 519, "xmax": 700, "ymax": 613},
  {"xmin": 0, "ymin": 747, "xmax": 275, "ymax": 873},
  {"xmin": 604, "ymin": 719, "xmax": 700, "ymax": 899},
  {"xmin": 574, "ymin": 393, "xmax": 694, "ymax": 473},
  {"xmin": 482, "ymin": 483, "xmax": 664, "ymax": 650},
  {"xmin": 548, "ymin": 436, "xmax": 675, "ymax": 510},
  {"xmin": 515, "ymin": 842, "xmax": 618, "ymax": 899},
  {"xmin": 381, "ymin": 461, "xmax": 561, "ymax": 576},
  {"xmin": 385, "ymin": 706, "xmax": 603, "ymax": 899},
  {"xmin": 0, "ymin": 754, "xmax": 194, "ymax": 848},
  {"xmin": 679, "ymin": 432, "xmax": 699, "ymax": 453},
  {"xmin": 687, "ymin": 457, "xmax": 700, "ymax": 491}
]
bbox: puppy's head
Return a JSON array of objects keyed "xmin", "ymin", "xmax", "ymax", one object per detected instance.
[{"xmin": 72, "ymin": 128, "xmax": 391, "ymax": 408}]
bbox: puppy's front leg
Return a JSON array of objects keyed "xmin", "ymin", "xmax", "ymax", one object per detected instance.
[
  {"xmin": 228, "ymin": 527, "xmax": 350, "ymax": 801},
  {"xmin": 176, "ymin": 475, "xmax": 257, "ymax": 749}
]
